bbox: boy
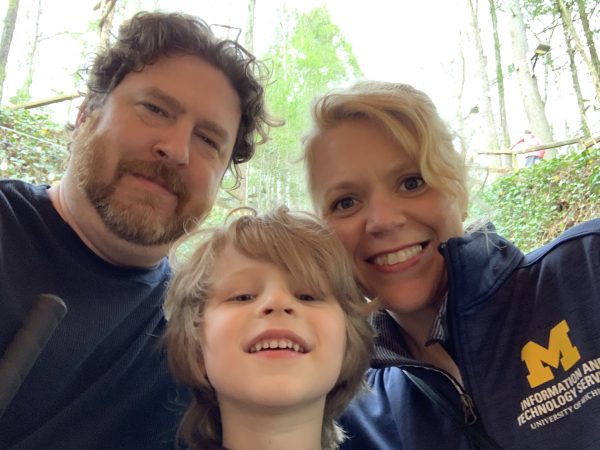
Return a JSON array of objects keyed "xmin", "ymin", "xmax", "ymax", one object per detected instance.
[{"xmin": 163, "ymin": 207, "xmax": 374, "ymax": 450}]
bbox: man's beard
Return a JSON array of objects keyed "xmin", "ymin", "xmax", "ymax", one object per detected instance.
[{"xmin": 70, "ymin": 120, "xmax": 207, "ymax": 246}]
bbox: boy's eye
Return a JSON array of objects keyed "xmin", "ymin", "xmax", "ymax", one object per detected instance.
[
  {"xmin": 232, "ymin": 294, "xmax": 255, "ymax": 302},
  {"xmin": 296, "ymin": 293, "xmax": 317, "ymax": 301},
  {"xmin": 400, "ymin": 176, "xmax": 425, "ymax": 191}
]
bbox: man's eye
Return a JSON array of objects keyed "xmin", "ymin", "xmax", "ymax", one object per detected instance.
[
  {"xmin": 197, "ymin": 132, "xmax": 220, "ymax": 151},
  {"xmin": 332, "ymin": 197, "xmax": 357, "ymax": 211},
  {"xmin": 143, "ymin": 103, "xmax": 167, "ymax": 116},
  {"xmin": 400, "ymin": 176, "xmax": 425, "ymax": 191},
  {"xmin": 296, "ymin": 293, "xmax": 317, "ymax": 301}
]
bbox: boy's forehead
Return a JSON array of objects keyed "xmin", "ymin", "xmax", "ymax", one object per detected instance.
[{"xmin": 212, "ymin": 242, "xmax": 333, "ymax": 289}]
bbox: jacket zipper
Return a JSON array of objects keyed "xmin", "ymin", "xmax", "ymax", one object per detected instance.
[
  {"xmin": 438, "ymin": 241, "xmax": 477, "ymax": 425},
  {"xmin": 398, "ymin": 362, "xmax": 478, "ymax": 424}
]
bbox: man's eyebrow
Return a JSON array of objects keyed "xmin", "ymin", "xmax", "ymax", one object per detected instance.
[
  {"xmin": 144, "ymin": 87, "xmax": 184, "ymax": 114},
  {"xmin": 196, "ymin": 118, "xmax": 230, "ymax": 143},
  {"xmin": 144, "ymin": 87, "xmax": 231, "ymax": 142}
]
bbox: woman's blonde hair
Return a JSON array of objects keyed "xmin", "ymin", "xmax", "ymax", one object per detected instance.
[
  {"xmin": 163, "ymin": 207, "xmax": 374, "ymax": 449},
  {"xmin": 303, "ymin": 81, "xmax": 469, "ymax": 215}
]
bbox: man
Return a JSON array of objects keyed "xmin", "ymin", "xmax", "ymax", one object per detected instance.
[
  {"xmin": 0, "ymin": 11, "xmax": 274, "ymax": 449},
  {"xmin": 511, "ymin": 130, "xmax": 545, "ymax": 168}
]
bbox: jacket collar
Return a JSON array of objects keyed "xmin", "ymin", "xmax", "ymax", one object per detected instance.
[{"xmin": 443, "ymin": 224, "xmax": 524, "ymax": 311}]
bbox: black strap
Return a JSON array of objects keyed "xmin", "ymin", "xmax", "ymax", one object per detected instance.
[{"xmin": 402, "ymin": 369, "xmax": 503, "ymax": 450}]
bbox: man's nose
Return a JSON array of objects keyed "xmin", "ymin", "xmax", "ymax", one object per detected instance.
[{"xmin": 153, "ymin": 124, "xmax": 190, "ymax": 166}]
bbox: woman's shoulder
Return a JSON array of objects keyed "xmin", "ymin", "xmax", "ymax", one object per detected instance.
[{"xmin": 524, "ymin": 218, "xmax": 600, "ymax": 265}]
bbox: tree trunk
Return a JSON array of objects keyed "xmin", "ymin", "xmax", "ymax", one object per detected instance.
[
  {"xmin": 575, "ymin": 0, "xmax": 599, "ymax": 79},
  {"xmin": 455, "ymin": 32, "xmax": 469, "ymax": 158},
  {"xmin": 467, "ymin": 0, "xmax": 501, "ymax": 168},
  {"xmin": 488, "ymin": 0, "xmax": 511, "ymax": 166},
  {"xmin": 14, "ymin": 0, "xmax": 42, "ymax": 103},
  {"xmin": 245, "ymin": 0, "xmax": 256, "ymax": 52},
  {"xmin": 233, "ymin": 0, "xmax": 257, "ymax": 207},
  {"xmin": 0, "ymin": 0, "xmax": 20, "ymax": 104},
  {"xmin": 96, "ymin": 0, "xmax": 117, "ymax": 50},
  {"xmin": 556, "ymin": 0, "xmax": 600, "ymax": 103},
  {"xmin": 505, "ymin": 0, "xmax": 554, "ymax": 154},
  {"xmin": 560, "ymin": 3, "xmax": 591, "ymax": 138}
]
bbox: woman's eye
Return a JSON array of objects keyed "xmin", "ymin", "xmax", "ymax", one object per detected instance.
[
  {"xmin": 332, "ymin": 197, "xmax": 357, "ymax": 212},
  {"xmin": 296, "ymin": 293, "xmax": 317, "ymax": 301},
  {"xmin": 400, "ymin": 176, "xmax": 425, "ymax": 191}
]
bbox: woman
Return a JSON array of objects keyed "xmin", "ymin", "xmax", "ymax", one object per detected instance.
[
  {"xmin": 163, "ymin": 207, "xmax": 374, "ymax": 450},
  {"xmin": 303, "ymin": 81, "xmax": 600, "ymax": 449}
]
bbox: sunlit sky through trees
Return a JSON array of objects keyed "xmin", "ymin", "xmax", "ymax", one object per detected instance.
[
  {"xmin": 4, "ymin": 0, "xmax": 465, "ymax": 119},
  {"xmin": 2, "ymin": 0, "xmax": 599, "ymax": 151}
]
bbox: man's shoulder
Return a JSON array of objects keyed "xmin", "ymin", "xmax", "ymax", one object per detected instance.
[
  {"xmin": 0, "ymin": 179, "xmax": 48, "ymax": 202},
  {"xmin": 1, "ymin": 178, "xmax": 36, "ymax": 190},
  {"xmin": 0, "ymin": 179, "xmax": 53, "ymax": 225}
]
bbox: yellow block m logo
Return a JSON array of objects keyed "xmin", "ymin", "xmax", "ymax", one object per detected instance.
[{"xmin": 521, "ymin": 320, "xmax": 581, "ymax": 388}]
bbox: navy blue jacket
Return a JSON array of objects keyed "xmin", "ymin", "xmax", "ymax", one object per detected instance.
[
  {"xmin": 0, "ymin": 180, "xmax": 185, "ymax": 449},
  {"xmin": 340, "ymin": 219, "xmax": 600, "ymax": 449}
]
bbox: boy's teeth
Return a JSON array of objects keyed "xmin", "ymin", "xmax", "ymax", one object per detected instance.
[
  {"xmin": 373, "ymin": 244, "xmax": 423, "ymax": 266},
  {"xmin": 250, "ymin": 338, "xmax": 305, "ymax": 353}
]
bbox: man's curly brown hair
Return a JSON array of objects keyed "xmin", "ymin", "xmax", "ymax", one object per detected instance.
[{"xmin": 81, "ymin": 11, "xmax": 278, "ymax": 175}]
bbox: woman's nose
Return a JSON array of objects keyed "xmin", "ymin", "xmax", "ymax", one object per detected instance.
[{"xmin": 365, "ymin": 192, "xmax": 408, "ymax": 235}]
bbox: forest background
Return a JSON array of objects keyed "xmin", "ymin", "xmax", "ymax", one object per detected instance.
[{"xmin": 0, "ymin": 0, "xmax": 598, "ymax": 252}]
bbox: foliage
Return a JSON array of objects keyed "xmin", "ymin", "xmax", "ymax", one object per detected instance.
[
  {"xmin": 243, "ymin": 5, "xmax": 362, "ymax": 213},
  {"xmin": 203, "ymin": 6, "xmax": 363, "ymax": 226},
  {"xmin": 470, "ymin": 146, "xmax": 600, "ymax": 252},
  {"xmin": 0, "ymin": 107, "xmax": 67, "ymax": 184},
  {"xmin": 204, "ymin": 170, "xmax": 244, "ymax": 226},
  {"xmin": 520, "ymin": 0, "xmax": 555, "ymax": 17}
]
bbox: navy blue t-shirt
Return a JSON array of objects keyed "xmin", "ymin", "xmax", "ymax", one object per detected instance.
[{"xmin": 0, "ymin": 180, "xmax": 185, "ymax": 449}]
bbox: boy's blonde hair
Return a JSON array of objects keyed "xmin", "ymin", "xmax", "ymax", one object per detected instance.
[
  {"xmin": 303, "ymin": 81, "xmax": 469, "ymax": 216},
  {"xmin": 163, "ymin": 207, "xmax": 374, "ymax": 450}
]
